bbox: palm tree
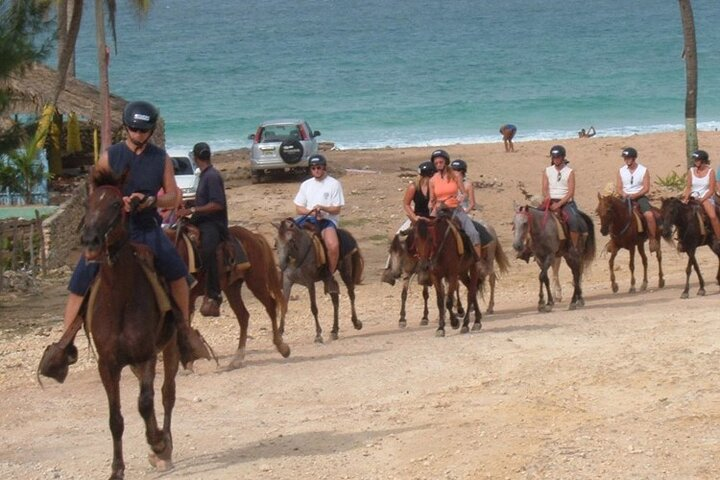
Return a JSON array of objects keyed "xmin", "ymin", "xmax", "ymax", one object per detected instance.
[{"xmin": 678, "ymin": 0, "xmax": 698, "ymax": 168}]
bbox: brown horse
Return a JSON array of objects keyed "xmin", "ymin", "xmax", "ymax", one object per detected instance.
[
  {"xmin": 167, "ymin": 223, "xmax": 290, "ymax": 369},
  {"xmin": 275, "ymin": 218, "xmax": 364, "ymax": 343},
  {"xmin": 79, "ymin": 172, "xmax": 180, "ymax": 479},
  {"xmin": 413, "ymin": 209, "xmax": 481, "ymax": 336},
  {"xmin": 660, "ymin": 197, "xmax": 720, "ymax": 298},
  {"xmin": 596, "ymin": 193, "xmax": 665, "ymax": 293}
]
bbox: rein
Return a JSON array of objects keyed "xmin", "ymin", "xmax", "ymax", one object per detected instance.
[{"xmin": 91, "ymin": 185, "xmax": 129, "ymax": 266}]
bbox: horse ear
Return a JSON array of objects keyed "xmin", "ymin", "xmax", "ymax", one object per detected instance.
[
  {"xmin": 271, "ymin": 222, "xmax": 280, "ymax": 230},
  {"xmin": 513, "ymin": 200, "xmax": 519, "ymax": 211},
  {"xmin": 597, "ymin": 192, "xmax": 602, "ymax": 200}
]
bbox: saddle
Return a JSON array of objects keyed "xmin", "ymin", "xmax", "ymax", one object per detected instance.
[
  {"xmin": 179, "ymin": 223, "xmax": 251, "ymax": 278},
  {"xmin": 301, "ymin": 223, "xmax": 358, "ymax": 270}
]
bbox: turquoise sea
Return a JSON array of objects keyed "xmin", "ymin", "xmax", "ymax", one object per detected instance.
[{"xmin": 68, "ymin": 0, "xmax": 720, "ymax": 152}]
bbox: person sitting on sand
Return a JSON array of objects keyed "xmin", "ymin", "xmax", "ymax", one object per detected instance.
[
  {"xmin": 578, "ymin": 126, "xmax": 596, "ymax": 138},
  {"xmin": 499, "ymin": 124, "xmax": 517, "ymax": 152}
]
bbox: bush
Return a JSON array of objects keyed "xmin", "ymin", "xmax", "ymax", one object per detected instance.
[{"xmin": 655, "ymin": 171, "xmax": 686, "ymax": 192}]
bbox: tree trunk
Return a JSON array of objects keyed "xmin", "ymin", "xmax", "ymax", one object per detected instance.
[
  {"xmin": 53, "ymin": 0, "xmax": 83, "ymax": 105},
  {"xmin": 678, "ymin": 0, "xmax": 698, "ymax": 168},
  {"xmin": 95, "ymin": 0, "xmax": 112, "ymax": 152}
]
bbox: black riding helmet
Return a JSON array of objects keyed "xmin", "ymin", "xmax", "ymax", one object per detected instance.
[
  {"xmin": 621, "ymin": 147, "xmax": 638, "ymax": 159},
  {"xmin": 450, "ymin": 159, "xmax": 467, "ymax": 173},
  {"xmin": 418, "ymin": 161, "xmax": 436, "ymax": 177},
  {"xmin": 122, "ymin": 101, "xmax": 159, "ymax": 131},
  {"xmin": 550, "ymin": 145, "xmax": 566, "ymax": 158},
  {"xmin": 692, "ymin": 149, "xmax": 710, "ymax": 163},
  {"xmin": 308, "ymin": 154, "xmax": 327, "ymax": 167},
  {"xmin": 430, "ymin": 149, "xmax": 450, "ymax": 164}
]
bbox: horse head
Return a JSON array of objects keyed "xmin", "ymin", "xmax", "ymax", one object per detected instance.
[
  {"xmin": 275, "ymin": 218, "xmax": 302, "ymax": 271},
  {"xmin": 659, "ymin": 197, "xmax": 681, "ymax": 241},
  {"xmin": 81, "ymin": 171, "xmax": 128, "ymax": 262},
  {"xmin": 412, "ymin": 218, "xmax": 436, "ymax": 284},
  {"xmin": 387, "ymin": 233, "xmax": 408, "ymax": 279},
  {"xmin": 596, "ymin": 193, "xmax": 615, "ymax": 236},
  {"xmin": 511, "ymin": 205, "xmax": 530, "ymax": 256}
]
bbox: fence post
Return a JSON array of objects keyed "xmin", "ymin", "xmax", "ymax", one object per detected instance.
[
  {"xmin": 0, "ymin": 223, "xmax": 4, "ymax": 293},
  {"xmin": 11, "ymin": 219, "xmax": 19, "ymax": 270},
  {"xmin": 35, "ymin": 209, "xmax": 47, "ymax": 276},
  {"xmin": 29, "ymin": 221, "xmax": 36, "ymax": 277}
]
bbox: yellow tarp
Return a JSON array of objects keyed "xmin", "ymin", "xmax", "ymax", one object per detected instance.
[{"xmin": 66, "ymin": 112, "xmax": 82, "ymax": 153}]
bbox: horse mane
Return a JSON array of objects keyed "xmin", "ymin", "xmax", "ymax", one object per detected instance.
[{"xmin": 90, "ymin": 168, "xmax": 124, "ymax": 189}]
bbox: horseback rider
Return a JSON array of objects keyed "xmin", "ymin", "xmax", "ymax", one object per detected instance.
[
  {"xmin": 681, "ymin": 149, "xmax": 720, "ymax": 252},
  {"xmin": 40, "ymin": 101, "xmax": 211, "ymax": 380},
  {"xmin": 450, "ymin": 159, "xmax": 475, "ymax": 214},
  {"xmin": 293, "ymin": 154, "xmax": 345, "ymax": 295},
  {"xmin": 616, "ymin": 147, "xmax": 659, "ymax": 252},
  {"xmin": 542, "ymin": 145, "xmax": 583, "ymax": 250},
  {"xmin": 177, "ymin": 142, "xmax": 229, "ymax": 317},
  {"xmin": 428, "ymin": 149, "xmax": 484, "ymax": 272},
  {"xmin": 381, "ymin": 160, "xmax": 435, "ymax": 284}
]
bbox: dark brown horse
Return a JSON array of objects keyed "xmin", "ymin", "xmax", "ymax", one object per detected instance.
[
  {"xmin": 80, "ymin": 172, "xmax": 180, "ymax": 479},
  {"xmin": 512, "ymin": 205, "xmax": 596, "ymax": 311},
  {"xmin": 596, "ymin": 193, "xmax": 665, "ymax": 293},
  {"xmin": 660, "ymin": 197, "xmax": 720, "ymax": 298},
  {"xmin": 275, "ymin": 218, "xmax": 364, "ymax": 343},
  {"xmin": 413, "ymin": 210, "xmax": 481, "ymax": 336},
  {"xmin": 167, "ymin": 223, "xmax": 290, "ymax": 369}
]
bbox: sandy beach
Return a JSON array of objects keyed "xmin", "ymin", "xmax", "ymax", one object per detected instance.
[{"xmin": 2, "ymin": 129, "xmax": 720, "ymax": 479}]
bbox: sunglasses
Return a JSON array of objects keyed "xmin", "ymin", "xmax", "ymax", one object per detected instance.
[
  {"xmin": 127, "ymin": 126, "xmax": 150, "ymax": 133},
  {"xmin": 557, "ymin": 172, "xmax": 562, "ymax": 182},
  {"xmin": 310, "ymin": 165, "xmax": 325, "ymax": 170}
]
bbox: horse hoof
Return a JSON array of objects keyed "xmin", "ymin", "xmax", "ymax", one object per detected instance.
[
  {"xmin": 659, "ymin": 279, "xmax": 665, "ymax": 288},
  {"xmin": 398, "ymin": 320, "xmax": 407, "ymax": 329},
  {"xmin": 460, "ymin": 326, "xmax": 469, "ymax": 334},
  {"xmin": 419, "ymin": 318, "xmax": 429, "ymax": 326},
  {"xmin": 578, "ymin": 298, "xmax": 585, "ymax": 307},
  {"xmin": 628, "ymin": 287, "xmax": 636, "ymax": 294},
  {"xmin": 148, "ymin": 453, "xmax": 173, "ymax": 472},
  {"xmin": 330, "ymin": 332, "xmax": 339, "ymax": 341},
  {"xmin": 278, "ymin": 343, "xmax": 291, "ymax": 358},
  {"xmin": 435, "ymin": 329, "xmax": 445, "ymax": 337},
  {"xmin": 611, "ymin": 284, "xmax": 618, "ymax": 293},
  {"xmin": 225, "ymin": 356, "xmax": 244, "ymax": 371},
  {"xmin": 353, "ymin": 320, "xmax": 363, "ymax": 330},
  {"xmin": 486, "ymin": 308, "xmax": 494, "ymax": 315},
  {"xmin": 568, "ymin": 303, "xmax": 577, "ymax": 311},
  {"xmin": 314, "ymin": 336, "xmax": 324, "ymax": 344},
  {"xmin": 680, "ymin": 292, "xmax": 689, "ymax": 299},
  {"xmin": 450, "ymin": 317, "xmax": 460, "ymax": 329},
  {"xmin": 472, "ymin": 322, "xmax": 482, "ymax": 331},
  {"xmin": 698, "ymin": 289, "xmax": 706, "ymax": 297}
]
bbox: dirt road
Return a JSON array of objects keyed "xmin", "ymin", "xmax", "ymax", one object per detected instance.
[{"xmin": 1, "ymin": 134, "xmax": 719, "ymax": 479}]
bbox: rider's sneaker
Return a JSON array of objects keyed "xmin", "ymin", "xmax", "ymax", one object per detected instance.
[
  {"xmin": 324, "ymin": 274, "xmax": 340, "ymax": 295},
  {"xmin": 177, "ymin": 324, "xmax": 212, "ymax": 367}
]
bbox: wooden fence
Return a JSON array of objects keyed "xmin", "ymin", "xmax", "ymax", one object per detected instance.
[{"xmin": 0, "ymin": 211, "xmax": 47, "ymax": 293}]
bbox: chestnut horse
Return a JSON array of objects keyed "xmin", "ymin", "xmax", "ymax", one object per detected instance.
[
  {"xmin": 596, "ymin": 193, "xmax": 665, "ymax": 293},
  {"xmin": 167, "ymin": 223, "xmax": 290, "ymax": 369},
  {"xmin": 413, "ymin": 210, "xmax": 481, "ymax": 336},
  {"xmin": 275, "ymin": 218, "xmax": 364, "ymax": 343},
  {"xmin": 80, "ymin": 172, "xmax": 180, "ymax": 479},
  {"xmin": 512, "ymin": 205, "xmax": 596, "ymax": 311},
  {"xmin": 660, "ymin": 197, "xmax": 720, "ymax": 298}
]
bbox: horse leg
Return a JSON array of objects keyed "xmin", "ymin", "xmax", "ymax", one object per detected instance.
[
  {"xmin": 455, "ymin": 289, "xmax": 465, "ymax": 316},
  {"xmin": 551, "ymin": 256, "xmax": 562, "ymax": 302},
  {"xmin": 691, "ymin": 251, "xmax": 705, "ymax": 297},
  {"xmin": 339, "ymin": 265, "xmax": 362, "ymax": 332},
  {"xmin": 398, "ymin": 274, "xmax": 411, "ymax": 328},
  {"xmin": 98, "ymin": 361, "xmax": 125, "ymax": 480},
  {"xmin": 329, "ymin": 291, "xmax": 341, "ymax": 340},
  {"xmin": 447, "ymin": 278, "xmax": 460, "ymax": 330},
  {"xmin": 608, "ymin": 246, "xmax": 619, "ymax": 293},
  {"xmin": 421, "ymin": 285, "xmax": 430, "ymax": 326},
  {"xmin": 537, "ymin": 257, "xmax": 553, "ymax": 312},
  {"xmin": 435, "ymin": 281, "xmax": 446, "ymax": 337},
  {"xmin": 308, "ymin": 283, "xmax": 324, "ymax": 343},
  {"xmin": 224, "ymin": 285, "xmax": 250, "ymax": 369},
  {"xmin": 486, "ymin": 272, "xmax": 497, "ymax": 315},
  {"xmin": 135, "ymin": 358, "xmax": 173, "ymax": 472},
  {"xmin": 656, "ymin": 241, "xmax": 665, "ymax": 288},
  {"xmin": 159, "ymin": 338, "xmax": 179, "ymax": 466},
  {"xmin": 681, "ymin": 255, "xmax": 692, "ymax": 299},
  {"xmin": 628, "ymin": 245, "xmax": 637, "ymax": 293},
  {"xmin": 280, "ymin": 276, "xmax": 294, "ymax": 336},
  {"xmin": 565, "ymin": 254, "xmax": 582, "ymax": 310},
  {"xmin": 466, "ymin": 272, "xmax": 481, "ymax": 333},
  {"xmin": 638, "ymin": 243, "xmax": 649, "ymax": 292}
]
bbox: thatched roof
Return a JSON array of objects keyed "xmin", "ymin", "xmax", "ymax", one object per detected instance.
[{"xmin": 2, "ymin": 63, "xmax": 165, "ymax": 146}]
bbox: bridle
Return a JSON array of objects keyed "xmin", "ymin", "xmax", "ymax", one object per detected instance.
[{"xmin": 85, "ymin": 185, "xmax": 128, "ymax": 265}]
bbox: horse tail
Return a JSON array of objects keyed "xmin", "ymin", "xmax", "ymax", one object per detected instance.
[
  {"xmin": 351, "ymin": 248, "xmax": 365, "ymax": 285},
  {"xmin": 579, "ymin": 211, "xmax": 596, "ymax": 268},
  {"xmin": 494, "ymin": 241, "xmax": 510, "ymax": 275}
]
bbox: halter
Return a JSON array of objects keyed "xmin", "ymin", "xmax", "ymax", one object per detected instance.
[{"xmin": 86, "ymin": 185, "xmax": 128, "ymax": 266}]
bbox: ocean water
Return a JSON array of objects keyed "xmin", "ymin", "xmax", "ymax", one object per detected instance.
[{"xmin": 67, "ymin": 0, "xmax": 720, "ymax": 152}]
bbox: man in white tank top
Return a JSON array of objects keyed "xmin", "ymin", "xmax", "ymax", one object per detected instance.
[{"xmin": 616, "ymin": 147, "xmax": 659, "ymax": 252}]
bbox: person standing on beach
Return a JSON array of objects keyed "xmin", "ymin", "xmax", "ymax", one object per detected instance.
[
  {"xmin": 428, "ymin": 149, "xmax": 484, "ymax": 271},
  {"xmin": 681, "ymin": 149, "xmax": 720, "ymax": 252},
  {"xmin": 177, "ymin": 142, "xmax": 229, "ymax": 317},
  {"xmin": 39, "ymin": 101, "xmax": 211, "ymax": 381},
  {"xmin": 293, "ymin": 154, "xmax": 345, "ymax": 294},
  {"xmin": 499, "ymin": 124, "xmax": 517, "ymax": 152},
  {"xmin": 616, "ymin": 147, "xmax": 659, "ymax": 252},
  {"xmin": 542, "ymin": 145, "xmax": 583, "ymax": 250}
]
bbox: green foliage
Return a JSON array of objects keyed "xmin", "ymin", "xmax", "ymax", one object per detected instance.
[
  {"xmin": 2, "ymin": 126, "xmax": 50, "ymax": 204},
  {"xmin": 655, "ymin": 171, "xmax": 687, "ymax": 192}
]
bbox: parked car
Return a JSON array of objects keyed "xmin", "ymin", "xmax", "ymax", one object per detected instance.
[
  {"xmin": 168, "ymin": 151, "xmax": 200, "ymax": 202},
  {"xmin": 248, "ymin": 119, "xmax": 321, "ymax": 183}
]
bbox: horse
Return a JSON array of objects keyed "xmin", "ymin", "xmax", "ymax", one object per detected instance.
[
  {"xmin": 413, "ymin": 209, "xmax": 481, "ymax": 336},
  {"xmin": 595, "ymin": 193, "xmax": 665, "ymax": 293},
  {"xmin": 275, "ymin": 218, "xmax": 364, "ymax": 343},
  {"xmin": 512, "ymin": 205, "xmax": 596, "ymax": 311},
  {"xmin": 79, "ymin": 171, "xmax": 180, "ymax": 478},
  {"xmin": 385, "ymin": 220, "xmax": 510, "ymax": 327},
  {"xmin": 167, "ymin": 222, "xmax": 291, "ymax": 370},
  {"xmin": 660, "ymin": 197, "xmax": 720, "ymax": 298}
]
